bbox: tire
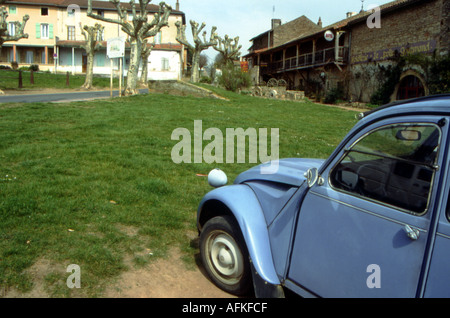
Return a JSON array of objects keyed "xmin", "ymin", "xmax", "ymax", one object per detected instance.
[{"xmin": 199, "ymin": 216, "xmax": 252, "ymax": 296}]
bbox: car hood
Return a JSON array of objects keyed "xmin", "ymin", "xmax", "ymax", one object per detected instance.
[{"xmin": 234, "ymin": 158, "xmax": 325, "ymax": 187}]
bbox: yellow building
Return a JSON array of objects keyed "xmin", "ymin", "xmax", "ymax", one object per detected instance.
[{"xmin": 1, "ymin": 0, "xmax": 186, "ymax": 80}]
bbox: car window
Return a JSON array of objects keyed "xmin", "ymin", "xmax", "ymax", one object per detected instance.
[{"xmin": 330, "ymin": 123, "xmax": 440, "ymax": 214}]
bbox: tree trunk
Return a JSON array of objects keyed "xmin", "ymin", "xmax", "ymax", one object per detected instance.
[
  {"xmin": 82, "ymin": 51, "xmax": 95, "ymax": 89},
  {"xmin": 125, "ymin": 39, "xmax": 143, "ymax": 96},
  {"xmin": 140, "ymin": 49, "xmax": 151, "ymax": 85},
  {"xmin": 191, "ymin": 50, "xmax": 200, "ymax": 83}
]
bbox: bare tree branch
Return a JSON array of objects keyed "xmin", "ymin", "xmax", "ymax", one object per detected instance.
[
  {"xmin": 0, "ymin": 6, "xmax": 29, "ymax": 46},
  {"xmin": 175, "ymin": 20, "xmax": 218, "ymax": 82},
  {"xmin": 214, "ymin": 35, "xmax": 242, "ymax": 64}
]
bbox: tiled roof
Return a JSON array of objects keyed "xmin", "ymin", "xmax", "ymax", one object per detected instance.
[
  {"xmin": 4, "ymin": 0, "xmax": 184, "ymax": 15},
  {"xmin": 324, "ymin": 0, "xmax": 418, "ymax": 29}
]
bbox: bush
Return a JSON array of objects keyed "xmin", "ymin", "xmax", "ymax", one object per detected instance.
[
  {"xmin": 218, "ymin": 63, "xmax": 252, "ymax": 92},
  {"xmin": 324, "ymin": 87, "xmax": 345, "ymax": 104},
  {"xmin": 370, "ymin": 63, "xmax": 402, "ymax": 106},
  {"xmin": 10, "ymin": 61, "xmax": 18, "ymax": 70},
  {"xmin": 29, "ymin": 64, "xmax": 39, "ymax": 72},
  {"xmin": 199, "ymin": 75, "xmax": 212, "ymax": 84}
]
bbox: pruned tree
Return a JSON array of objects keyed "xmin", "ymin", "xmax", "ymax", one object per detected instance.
[
  {"xmin": 88, "ymin": 0, "xmax": 172, "ymax": 95},
  {"xmin": 139, "ymin": 39, "xmax": 154, "ymax": 85},
  {"xmin": 0, "ymin": 1, "xmax": 29, "ymax": 94},
  {"xmin": 175, "ymin": 20, "xmax": 218, "ymax": 83},
  {"xmin": 199, "ymin": 53, "xmax": 207, "ymax": 72},
  {"xmin": 81, "ymin": 23, "xmax": 105, "ymax": 90},
  {"xmin": 214, "ymin": 35, "xmax": 242, "ymax": 66}
]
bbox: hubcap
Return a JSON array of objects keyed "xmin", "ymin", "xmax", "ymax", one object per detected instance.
[{"xmin": 207, "ymin": 233, "xmax": 244, "ymax": 284}]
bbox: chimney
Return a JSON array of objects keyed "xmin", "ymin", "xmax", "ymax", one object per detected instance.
[
  {"xmin": 271, "ymin": 18, "xmax": 281, "ymax": 29},
  {"xmin": 346, "ymin": 12, "xmax": 357, "ymax": 18},
  {"xmin": 176, "ymin": 0, "xmax": 179, "ymax": 10},
  {"xmin": 317, "ymin": 17, "xmax": 322, "ymax": 28}
]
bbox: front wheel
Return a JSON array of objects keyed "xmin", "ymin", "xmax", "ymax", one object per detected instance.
[{"xmin": 199, "ymin": 216, "xmax": 252, "ymax": 296}]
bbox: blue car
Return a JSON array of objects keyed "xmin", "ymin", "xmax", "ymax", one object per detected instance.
[{"xmin": 196, "ymin": 94, "xmax": 450, "ymax": 298}]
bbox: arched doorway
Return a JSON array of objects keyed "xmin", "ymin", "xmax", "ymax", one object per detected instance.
[{"xmin": 396, "ymin": 75, "xmax": 425, "ymax": 100}]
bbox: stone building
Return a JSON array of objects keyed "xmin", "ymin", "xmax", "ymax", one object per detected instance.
[{"xmin": 244, "ymin": 0, "xmax": 449, "ymax": 103}]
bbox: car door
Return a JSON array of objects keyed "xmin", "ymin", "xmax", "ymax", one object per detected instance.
[
  {"xmin": 287, "ymin": 116, "xmax": 447, "ymax": 297},
  {"xmin": 423, "ymin": 153, "xmax": 450, "ymax": 297}
]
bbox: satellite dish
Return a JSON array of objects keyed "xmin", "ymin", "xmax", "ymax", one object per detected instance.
[{"xmin": 208, "ymin": 169, "xmax": 228, "ymax": 188}]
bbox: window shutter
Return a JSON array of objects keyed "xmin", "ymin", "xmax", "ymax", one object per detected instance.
[
  {"xmin": 96, "ymin": 53, "xmax": 105, "ymax": 67},
  {"xmin": 36, "ymin": 23, "xmax": 41, "ymax": 38},
  {"xmin": 49, "ymin": 24, "xmax": 54, "ymax": 39}
]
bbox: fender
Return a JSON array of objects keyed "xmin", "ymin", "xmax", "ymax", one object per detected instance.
[{"xmin": 197, "ymin": 184, "xmax": 280, "ymax": 286}]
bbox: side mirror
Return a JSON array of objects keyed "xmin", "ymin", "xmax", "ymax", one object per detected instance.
[{"xmin": 304, "ymin": 168, "xmax": 323, "ymax": 188}]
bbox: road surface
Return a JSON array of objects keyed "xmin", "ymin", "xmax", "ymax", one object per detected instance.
[{"xmin": 0, "ymin": 88, "xmax": 149, "ymax": 104}]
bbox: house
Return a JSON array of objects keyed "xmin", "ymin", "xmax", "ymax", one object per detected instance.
[
  {"xmin": 0, "ymin": 0, "xmax": 187, "ymax": 81},
  {"xmin": 244, "ymin": 0, "xmax": 449, "ymax": 103}
]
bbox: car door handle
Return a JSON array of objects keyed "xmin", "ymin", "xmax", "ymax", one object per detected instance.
[{"xmin": 404, "ymin": 225, "xmax": 420, "ymax": 240}]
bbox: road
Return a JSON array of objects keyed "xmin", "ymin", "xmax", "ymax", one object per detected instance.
[{"xmin": 0, "ymin": 88, "xmax": 149, "ymax": 103}]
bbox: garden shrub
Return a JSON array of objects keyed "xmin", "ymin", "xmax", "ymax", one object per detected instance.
[{"xmin": 218, "ymin": 62, "xmax": 252, "ymax": 92}]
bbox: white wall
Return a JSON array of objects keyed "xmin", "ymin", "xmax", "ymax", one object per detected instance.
[
  {"xmin": 56, "ymin": 47, "xmax": 181, "ymax": 80},
  {"xmin": 146, "ymin": 50, "xmax": 181, "ymax": 81}
]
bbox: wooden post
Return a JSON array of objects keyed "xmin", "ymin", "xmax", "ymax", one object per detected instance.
[
  {"xmin": 312, "ymin": 39, "xmax": 316, "ymax": 65},
  {"xmin": 66, "ymin": 71, "xmax": 70, "ymax": 86},
  {"xmin": 119, "ymin": 58, "xmax": 122, "ymax": 97},
  {"xmin": 110, "ymin": 59, "xmax": 113, "ymax": 98}
]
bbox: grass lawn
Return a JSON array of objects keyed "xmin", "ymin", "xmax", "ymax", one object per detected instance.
[
  {"xmin": 0, "ymin": 86, "xmax": 359, "ymax": 297},
  {"xmin": 0, "ymin": 69, "xmax": 119, "ymax": 91}
]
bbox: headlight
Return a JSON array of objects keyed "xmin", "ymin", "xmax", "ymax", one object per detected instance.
[{"xmin": 208, "ymin": 169, "xmax": 228, "ymax": 188}]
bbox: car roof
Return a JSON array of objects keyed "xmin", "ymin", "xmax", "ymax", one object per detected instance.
[{"xmin": 358, "ymin": 94, "xmax": 450, "ymax": 122}]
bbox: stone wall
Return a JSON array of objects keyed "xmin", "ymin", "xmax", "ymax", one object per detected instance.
[
  {"xmin": 350, "ymin": 0, "xmax": 442, "ymax": 64},
  {"xmin": 347, "ymin": 0, "xmax": 446, "ymax": 102}
]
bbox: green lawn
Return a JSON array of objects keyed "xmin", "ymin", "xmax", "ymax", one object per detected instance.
[
  {"xmin": 0, "ymin": 86, "xmax": 359, "ymax": 297},
  {"xmin": 0, "ymin": 69, "xmax": 119, "ymax": 90}
]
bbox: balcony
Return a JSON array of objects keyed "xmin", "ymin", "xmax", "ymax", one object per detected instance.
[{"xmin": 263, "ymin": 46, "xmax": 349, "ymax": 74}]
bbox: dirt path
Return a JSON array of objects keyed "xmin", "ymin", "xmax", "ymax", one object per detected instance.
[
  {"xmin": 103, "ymin": 249, "xmax": 234, "ymax": 298},
  {"xmin": 2, "ymin": 248, "xmax": 234, "ymax": 298}
]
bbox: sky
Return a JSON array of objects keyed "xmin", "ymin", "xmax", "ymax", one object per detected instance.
[{"xmin": 101, "ymin": 0, "xmax": 395, "ymax": 63}]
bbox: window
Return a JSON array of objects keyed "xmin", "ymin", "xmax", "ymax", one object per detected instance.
[
  {"xmin": 9, "ymin": 6, "xmax": 16, "ymax": 14},
  {"xmin": 95, "ymin": 54, "xmax": 105, "ymax": 67},
  {"xmin": 96, "ymin": 28, "xmax": 104, "ymax": 42},
  {"xmin": 67, "ymin": 26, "xmax": 76, "ymax": 40},
  {"xmin": 26, "ymin": 51, "xmax": 34, "ymax": 64},
  {"xmin": 41, "ymin": 24, "xmax": 49, "ymax": 39},
  {"xmin": 97, "ymin": 10, "xmax": 104, "ymax": 17},
  {"xmin": 330, "ymin": 123, "xmax": 441, "ymax": 214},
  {"xmin": 154, "ymin": 32, "xmax": 161, "ymax": 44},
  {"xmin": 8, "ymin": 22, "xmax": 16, "ymax": 36},
  {"xmin": 41, "ymin": 7, "xmax": 48, "ymax": 16},
  {"xmin": 161, "ymin": 57, "xmax": 170, "ymax": 71}
]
